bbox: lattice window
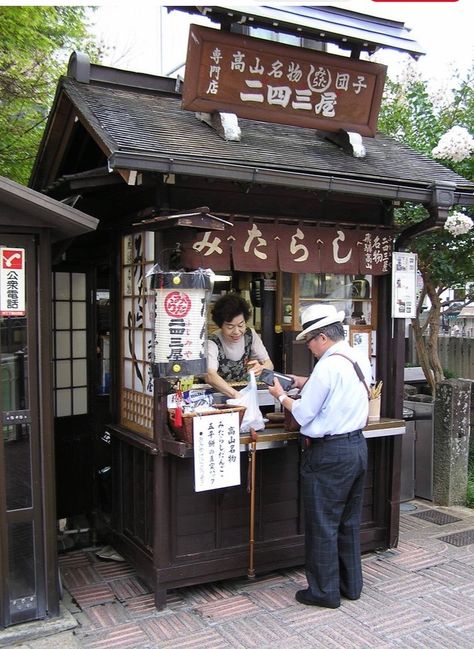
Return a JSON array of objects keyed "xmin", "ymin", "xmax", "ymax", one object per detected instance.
[
  {"xmin": 121, "ymin": 232, "xmax": 155, "ymax": 437},
  {"xmin": 52, "ymin": 271, "xmax": 87, "ymax": 417}
]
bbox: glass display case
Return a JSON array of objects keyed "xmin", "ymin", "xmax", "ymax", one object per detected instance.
[{"xmin": 277, "ymin": 272, "xmax": 375, "ymax": 331}]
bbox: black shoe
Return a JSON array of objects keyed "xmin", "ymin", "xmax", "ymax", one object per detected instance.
[{"xmin": 295, "ymin": 589, "xmax": 340, "ymax": 609}]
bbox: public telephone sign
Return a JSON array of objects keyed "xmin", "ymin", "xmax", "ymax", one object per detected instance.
[{"xmin": 0, "ymin": 247, "xmax": 26, "ymax": 316}]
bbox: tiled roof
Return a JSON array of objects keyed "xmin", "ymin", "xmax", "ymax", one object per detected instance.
[{"xmin": 62, "ymin": 76, "xmax": 472, "ymax": 194}]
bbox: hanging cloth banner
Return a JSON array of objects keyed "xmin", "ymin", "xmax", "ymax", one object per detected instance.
[
  {"xmin": 357, "ymin": 229, "xmax": 393, "ymax": 275},
  {"xmin": 175, "ymin": 230, "xmax": 232, "ymax": 271},
  {"xmin": 277, "ymin": 225, "xmax": 360, "ymax": 274},
  {"xmin": 180, "ymin": 224, "xmax": 393, "ymax": 275},
  {"xmin": 230, "ymin": 222, "xmax": 278, "ymax": 272}
]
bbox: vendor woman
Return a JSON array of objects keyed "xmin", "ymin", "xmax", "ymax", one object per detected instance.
[{"xmin": 205, "ymin": 294, "xmax": 273, "ymax": 399}]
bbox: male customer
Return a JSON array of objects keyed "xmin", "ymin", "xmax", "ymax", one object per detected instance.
[{"xmin": 268, "ymin": 304, "xmax": 372, "ymax": 608}]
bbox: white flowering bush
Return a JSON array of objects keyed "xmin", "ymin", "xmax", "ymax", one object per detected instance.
[
  {"xmin": 432, "ymin": 126, "xmax": 474, "ymax": 163},
  {"xmin": 444, "ymin": 211, "xmax": 474, "ymax": 237}
]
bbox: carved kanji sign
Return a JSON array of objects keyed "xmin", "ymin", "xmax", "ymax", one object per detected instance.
[{"xmin": 182, "ymin": 25, "xmax": 387, "ymax": 137}]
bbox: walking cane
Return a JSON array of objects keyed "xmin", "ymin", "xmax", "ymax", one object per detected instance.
[{"xmin": 247, "ymin": 427, "xmax": 257, "ymax": 579}]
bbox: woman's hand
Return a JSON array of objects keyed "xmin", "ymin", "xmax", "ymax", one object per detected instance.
[{"xmin": 246, "ymin": 359, "xmax": 263, "ymax": 377}]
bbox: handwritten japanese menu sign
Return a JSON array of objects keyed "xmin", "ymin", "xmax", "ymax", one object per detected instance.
[
  {"xmin": 0, "ymin": 247, "xmax": 26, "ymax": 316},
  {"xmin": 183, "ymin": 25, "xmax": 387, "ymax": 137},
  {"xmin": 180, "ymin": 224, "xmax": 393, "ymax": 275},
  {"xmin": 193, "ymin": 411, "xmax": 241, "ymax": 492}
]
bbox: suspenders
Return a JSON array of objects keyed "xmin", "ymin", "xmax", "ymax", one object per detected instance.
[{"xmin": 330, "ymin": 352, "xmax": 371, "ymax": 398}]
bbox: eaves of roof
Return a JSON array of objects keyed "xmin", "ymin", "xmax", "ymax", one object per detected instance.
[
  {"xmin": 57, "ymin": 75, "xmax": 474, "ymax": 207},
  {"xmin": 167, "ymin": 4, "xmax": 426, "ymax": 58},
  {"xmin": 0, "ymin": 175, "xmax": 98, "ymax": 241}
]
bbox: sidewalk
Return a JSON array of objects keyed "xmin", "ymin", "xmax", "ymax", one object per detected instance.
[{"xmin": 3, "ymin": 499, "xmax": 474, "ymax": 648}]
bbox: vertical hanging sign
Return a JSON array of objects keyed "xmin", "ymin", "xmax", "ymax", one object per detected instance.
[
  {"xmin": 391, "ymin": 252, "xmax": 418, "ymax": 318},
  {"xmin": 0, "ymin": 247, "xmax": 26, "ymax": 316}
]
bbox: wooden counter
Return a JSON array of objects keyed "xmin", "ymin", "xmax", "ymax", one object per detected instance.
[{"xmin": 106, "ymin": 417, "xmax": 404, "ymax": 609}]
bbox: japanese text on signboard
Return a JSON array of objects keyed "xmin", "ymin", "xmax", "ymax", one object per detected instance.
[
  {"xmin": 180, "ymin": 223, "xmax": 393, "ymax": 275},
  {"xmin": 0, "ymin": 248, "xmax": 26, "ymax": 316},
  {"xmin": 183, "ymin": 25, "xmax": 387, "ymax": 136}
]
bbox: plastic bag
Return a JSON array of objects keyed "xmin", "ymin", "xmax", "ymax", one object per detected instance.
[{"xmin": 226, "ymin": 371, "xmax": 265, "ymax": 433}]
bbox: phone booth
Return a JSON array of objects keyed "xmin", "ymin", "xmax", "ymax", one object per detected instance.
[{"xmin": 0, "ymin": 176, "xmax": 97, "ymax": 628}]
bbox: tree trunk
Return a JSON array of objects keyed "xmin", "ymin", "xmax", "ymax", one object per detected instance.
[{"xmin": 411, "ymin": 268, "xmax": 445, "ymax": 395}]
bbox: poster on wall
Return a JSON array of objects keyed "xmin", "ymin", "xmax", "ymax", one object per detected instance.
[
  {"xmin": 193, "ymin": 411, "xmax": 241, "ymax": 492},
  {"xmin": 0, "ymin": 247, "xmax": 26, "ymax": 316},
  {"xmin": 391, "ymin": 252, "xmax": 418, "ymax": 319}
]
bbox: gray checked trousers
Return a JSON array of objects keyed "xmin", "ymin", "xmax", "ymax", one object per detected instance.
[{"xmin": 300, "ymin": 431, "xmax": 368, "ymax": 607}]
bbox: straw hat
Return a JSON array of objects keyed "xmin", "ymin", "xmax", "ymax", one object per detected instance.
[{"xmin": 295, "ymin": 304, "xmax": 345, "ymax": 341}]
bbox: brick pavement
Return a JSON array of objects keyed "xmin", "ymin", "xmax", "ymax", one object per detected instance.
[{"xmin": 4, "ymin": 499, "xmax": 474, "ymax": 648}]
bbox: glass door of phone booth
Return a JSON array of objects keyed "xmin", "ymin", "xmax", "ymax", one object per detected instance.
[{"xmin": 0, "ymin": 234, "xmax": 50, "ymax": 628}]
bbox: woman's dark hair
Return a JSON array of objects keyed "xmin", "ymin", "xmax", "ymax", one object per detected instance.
[{"xmin": 211, "ymin": 294, "xmax": 251, "ymax": 328}]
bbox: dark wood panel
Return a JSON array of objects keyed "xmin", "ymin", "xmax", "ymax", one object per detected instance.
[{"xmin": 110, "ymin": 431, "xmax": 395, "ymax": 604}]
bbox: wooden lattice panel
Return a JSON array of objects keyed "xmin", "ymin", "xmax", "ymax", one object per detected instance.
[{"xmin": 122, "ymin": 389, "xmax": 154, "ymax": 439}]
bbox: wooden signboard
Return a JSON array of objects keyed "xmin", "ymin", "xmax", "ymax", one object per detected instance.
[{"xmin": 183, "ymin": 25, "xmax": 387, "ymax": 137}]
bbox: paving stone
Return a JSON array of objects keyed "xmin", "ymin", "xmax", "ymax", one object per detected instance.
[
  {"xmin": 394, "ymin": 623, "xmax": 474, "ymax": 648},
  {"xmin": 80, "ymin": 602, "xmax": 130, "ymax": 630},
  {"xmin": 194, "ymin": 594, "xmax": 261, "ymax": 622},
  {"xmin": 448, "ymin": 614, "xmax": 474, "ymax": 634},
  {"xmin": 236, "ymin": 572, "xmax": 293, "ymax": 592},
  {"xmin": 385, "ymin": 545, "xmax": 448, "ymax": 571},
  {"xmin": 419, "ymin": 559, "xmax": 474, "ymax": 586},
  {"xmin": 247, "ymin": 584, "xmax": 297, "ymax": 610},
  {"xmin": 181, "ymin": 581, "xmax": 240, "ymax": 605},
  {"xmin": 271, "ymin": 602, "xmax": 341, "ymax": 631},
  {"xmin": 79, "ymin": 622, "xmax": 149, "ymax": 649},
  {"xmin": 68, "ymin": 583, "xmax": 116, "ymax": 608},
  {"xmin": 148, "ymin": 628, "xmax": 229, "ymax": 648},
  {"xmin": 124, "ymin": 593, "xmax": 158, "ymax": 618},
  {"xmin": 407, "ymin": 588, "xmax": 474, "ymax": 623},
  {"xmin": 360, "ymin": 601, "xmax": 434, "ymax": 639},
  {"xmin": 300, "ymin": 620, "xmax": 392, "ymax": 648},
  {"xmin": 361, "ymin": 558, "xmax": 409, "ymax": 585},
  {"xmin": 58, "ymin": 552, "xmax": 91, "ymax": 570},
  {"xmin": 140, "ymin": 610, "xmax": 206, "ymax": 643},
  {"xmin": 215, "ymin": 613, "xmax": 294, "ymax": 647},
  {"xmin": 60, "ymin": 566, "xmax": 102, "ymax": 591},
  {"xmin": 111, "ymin": 576, "xmax": 151, "ymax": 601},
  {"xmin": 337, "ymin": 586, "xmax": 399, "ymax": 614},
  {"xmin": 373, "ymin": 571, "xmax": 444, "ymax": 599},
  {"xmin": 93, "ymin": 562, "xmax": 136, "ymax": 581}
]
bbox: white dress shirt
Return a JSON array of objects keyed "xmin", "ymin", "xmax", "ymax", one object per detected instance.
[{"xmin": 292, "ymin": 340, "xmax": 372, "ymax": 438}]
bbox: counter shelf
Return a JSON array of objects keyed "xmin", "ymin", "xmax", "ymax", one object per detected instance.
[{"xmin": 157, "ymin": 418, "xmax": 405, "ymax": 458}]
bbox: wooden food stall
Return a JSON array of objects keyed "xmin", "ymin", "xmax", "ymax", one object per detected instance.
[{"xmin": 27, "ymin": 8, "xmax": 474, "ymax": 610}]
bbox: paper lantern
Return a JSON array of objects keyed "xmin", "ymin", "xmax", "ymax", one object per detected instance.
[{"xmin": 151, "ymin": 269, "xmax": 213, "ymax": 378}]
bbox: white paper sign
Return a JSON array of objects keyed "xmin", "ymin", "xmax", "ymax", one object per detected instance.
[
  {"xmin": 193, "ymin": 411, "xmax": 241, "ymax": 492},
  {"xmin": 392, "ymin": 252, "xmax": 418, "ymax": 319}
]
